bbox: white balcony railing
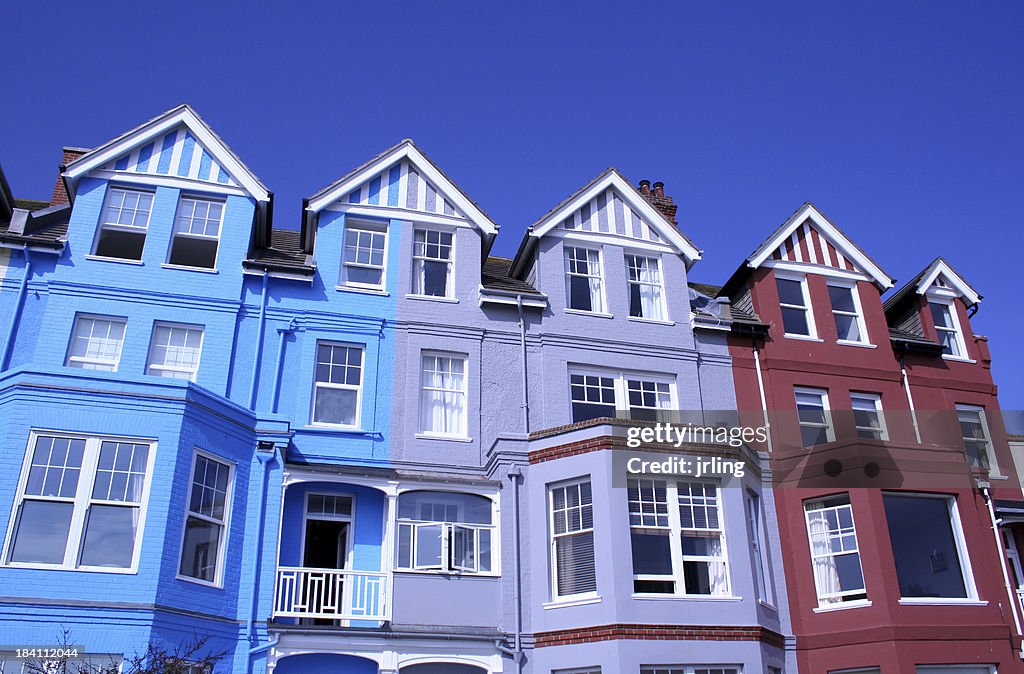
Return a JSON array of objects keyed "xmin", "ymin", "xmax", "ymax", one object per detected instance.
[{"xmin": 273, "ymin": 567, "xmax": 390, "ymax": 622}]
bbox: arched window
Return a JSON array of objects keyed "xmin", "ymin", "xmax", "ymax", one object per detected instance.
[{"xmin": 397, "ymin": 491, "xmax": 494, "ymax": 574}]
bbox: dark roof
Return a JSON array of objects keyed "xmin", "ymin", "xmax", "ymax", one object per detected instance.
[
  {"xmin": 13, "ymin": 199, "xmax": 50, "ymax": 212},
  {"xmin": 243, "ymin": 228, "xmax": 314, "ymax": 275},
  {"xmin": 481, "ymin": 256, "xmax": 543, "ymax": 295},
  {"xmin": 687, "ymin": 281, "xmax": 768, "ymax": 333}
]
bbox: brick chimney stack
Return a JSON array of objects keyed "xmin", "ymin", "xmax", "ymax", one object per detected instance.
[
  {"xmin": 50, "ymin": 147, "xmax": 89, "ymax": 205},
  {"xmin": 638, "ymin": 179, "xmax": 678, "ymax": 224}
]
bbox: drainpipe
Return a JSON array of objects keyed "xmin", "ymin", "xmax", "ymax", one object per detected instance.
[
  {"xmin": 507, "ymin": 466, "xmax": 524, "ymax": 670},
  {"xmin": 1, "ymin": 246, "xmax": 32, "ymax": 372},
  {"xmin": 248, "ymin": 272, "xmax": 270, "ymax": 410},
  {"xmin": 515, "ymin": 295, "xmax": 530, "ymax": 433},
  {"xmin": 983, "ymin": 487, "xmax": 1024, "ymax": 655},
  {"xmin": 899, "ymin": 356, "xmax": 922, "ymax": 444},
  {"xmin": 271, "ymin": 319, "xmax": 298, "ymax": 414},
  {"xmin": 752, "ymin": 344, "xmax": 773, "ymax": 454},
  {"xmin": 245, "ymin": 444, "xmax": 280, "ymax": 666}
]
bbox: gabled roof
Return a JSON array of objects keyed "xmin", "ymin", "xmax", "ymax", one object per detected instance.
[
  {"xmin": 513, "ymin": 168, "xmax": 701, "ymax": 274},
  {"xmin": 303, "ymin": 139, "xmax": 499, "ymax": 250},
  {"xmin": 63, "ymin": 104, "xmax": 269, "ymax": 202},
  {"xmin": 883, "ymin": 256, "xmax": 982, "ymax": 312},
  {"xmin": 721, "ymin": 202, "xmax": 894, "ymax": 296}
]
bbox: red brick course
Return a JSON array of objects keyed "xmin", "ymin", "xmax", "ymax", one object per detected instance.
[{"xmin": 534, "ymin": 623, "xmax": 785, "ymax": 648}]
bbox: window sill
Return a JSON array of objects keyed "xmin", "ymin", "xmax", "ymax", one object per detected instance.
[
  {"xmin": 836, "ymin": 340, "xmax": 877, "ymax": 349},
  {"xmin": 336, "ymin": 285, "xmax": 389, "ymax": 296},
  {"xmin": 564, "ymin": 308, "xmax": 614, "ymax": 319},
  {"xmin": 941, "ymin": 355, "xmax": 977, "ymax": 364},
  {"xmin": 406, "ymin": 293, "xmax": 458, "ymax": 303},
  {"xmin": 783, "ymin": 334, "xmax": 824, "ymax": 342},
  {"xmin": 85, "ymin": 254, "xmax": 144, "ymax": 266},
  {"xmin": 631, "ymin": 593, "xmax": 741, "ymax": 602},
  {"xmin": 813, "ymin": 599, "xmax": 872, "ymax": 613},
  {"xmin": 393, "ymin": 569, "xmax": 499, "ymax": 578},
  {"xmin": 758, "ymin": 599, "xmax": 778, "ymax": 611},
  {"xmin": 2, "ymin": 562, "xmax": 139, "ymax": 575},
  {"xmin": 415, "ymin": 433, "xmax": 473, "ymax": 443},
  {"xmin": 898, "ymin": 597, "xmax": 987, "ymax": 606},
  {"xmin": 176, "ymin": 573, "xmax": 224, "ymax": 589},
  {"xmin": 543, "ymin": 594, "xmax": 601, "ymax": 609},
  {"xmin": 628, "ymin": 316, "xmax": 675, "ymax": 326},
  {"xmin": 302, "ymin": 425, "xmax": 368, "ymax": 435},
  {"xmin": 162, "ymin": 263, "xmax": 219, "ymax": 274}
]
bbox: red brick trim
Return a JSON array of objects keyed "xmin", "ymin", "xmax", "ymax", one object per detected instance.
[
  {"xmin": 534, "ymin": 623, "xmax": 785, "ymax": 648},
  {"xmin": 528, "ymin": 433, "xmax": 740, "ymax": 465}
]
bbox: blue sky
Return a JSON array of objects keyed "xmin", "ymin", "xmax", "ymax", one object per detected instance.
[{"xmin": 3, "ymin": 1, "xmax": 1022, "ymax": 412}]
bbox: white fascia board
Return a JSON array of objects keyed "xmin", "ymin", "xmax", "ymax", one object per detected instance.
[
  {"xmin": 306, "ymin": 142, "xmax": 498, "ymax": 236},
  {"xmin": 65, "ymin": 107, "xmax": 269, "ymax": 202},
  {"xmin": 749, "ymin": 203, "xmax": 894, "ymax": 289},
  {"xmin": 916, "ymin": 260, "xmax": 981, "ymax": 306},
  {"xmin": 89, "ymin": 170, "xmax": 248, "ymax": 198},
  {"xmin": 330, "ymin": 203, "xmax": 473, "ymax": 229},
  {"xmin": 763, "ymin": 259, "xmax": 872, "ymax": 283},
  {"xmin": 530, "ymin": 171, "xmax": 701, "ymax": 264}
]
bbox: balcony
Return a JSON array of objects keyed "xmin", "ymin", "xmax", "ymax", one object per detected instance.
[{"xmin": 273, "ymin": 567, "xmax": 391, "ymax": 622}]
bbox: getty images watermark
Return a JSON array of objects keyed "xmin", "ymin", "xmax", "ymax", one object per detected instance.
[{"xmin": 613, "ymin": 421, "xmax": 768, "ymax": 486}]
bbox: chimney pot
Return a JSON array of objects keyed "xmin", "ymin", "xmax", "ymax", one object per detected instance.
[
  {"xmin": 639, "ymin": 179, "xmax": 651, "ymax": 195},
  {"xmin": 653, "ymin": 181, "xmax": 665, "ymax": 197}
]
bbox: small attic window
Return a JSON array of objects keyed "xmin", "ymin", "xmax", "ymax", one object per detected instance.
[
  {"xmin": 168, "ymin": 197, "xmax": 223, "ymax": 269},
  {"xmin": 93, "ymin": 188, "xmax": 153, "ymax": 261}
]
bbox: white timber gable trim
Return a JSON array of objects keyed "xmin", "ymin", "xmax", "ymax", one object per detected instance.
[{"xmin": 916, "ymin": 258, "xmax": 982, "ymax": 307}]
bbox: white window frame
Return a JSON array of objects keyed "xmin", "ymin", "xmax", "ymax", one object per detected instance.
[
  {"xmin": 884, "ymin": 492, "xmax": 979, "ymax": 604},
  {"xmin": 956, "ymin": 404, "xmax": 999, "ymax": 475},
  {"xmin": 564, "ymin": 245, "xmax": 607, "ymax": 315},
  {"xmin": 795, "ymin": 387, "xmax": 834, "ymax": 447},
  {"xmin": 309, "ymin": 342, "xmax": 364, "ymax": 429},
  {"xmin": 850, "ymin": 392, "xmax": 888, "ymax": 441},
  {"xmin": 553, "ymin": 669, "xmax": 602, "ymax": 674},
  {"xmin": 65, "ymin": 314, "xmax": 127, "ymax": 372},
  {"xmin": 927, "ymin": 296, "xmax": 969, "ymax": 360},
  {"xmin": 340, "ymin": 218, "xmax": 388, "ymax": 291},
  {"xmin": 624, "ymin": 252, "xmax": 668, "ymax": 321},
  {"xmin": 776, "ymin": 272, "xmax": 817, "ymax": 339},
  {"xmin": 146, "ymin": 322, "xmax": 204, "ymax": 381},
  {"xmin": 568, "ymin": 367, "xmax": 677, "ymax": 423},
  {"xmin": 91, "ymin": 187, "xmax": 153, "ymax": 261},
  {"xmin": 411, "ymin": 227, "xmax": 455, "ymax": 299},
  {"xmin": 804, "ymin": 494, "xmax": 867, "ymax": 607},
  {"xmin": 628, "ymin": 478, "xmax": 732, "ymax": 597},
  {"xmin": 2, "ymin": 430, "xmax": 156, "ymax": 573},
  {"xmin": 827, "ymin": 280, "xmax": 870, "ymax": 345},
  {"xmin": 300, "ymin": 491, "xmax": 355, "ymax": 571},
  {"xmin": 395, "ymin": 490, "xmax": 498, "ymax": 576},
  {"xmin": 746, "ymin": 489, "xmax": 774, "ymax": 605},
  {"xmin": 639, "ymin": 666, "xmax": 742, "ymax": 674},
  {"xmin": 418, "ymin": 351, "xmax": 469, "ymax": 439},
  {"xmin": 166, "ymin": 195, "xmax": 224, "ymax": 270},
  {"xmin": 549, "ymin": 478, "xmax": 597, "ymax": 601},
  {"xmin": 176, "ymin": 449, "xmax": 234, "ymax": 588}
]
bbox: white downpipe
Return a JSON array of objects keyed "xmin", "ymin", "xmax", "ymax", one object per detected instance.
[
  {"xmin": 983, "ymin": 487, "xmax": 1024, "ymax": 655},
  {"xmin": 753, "ymin": 345, "xmax": 773, "ymax": 454},
  {"xmin": 900, "ymin": 357, "xmax": 922, "ymax": 444}
]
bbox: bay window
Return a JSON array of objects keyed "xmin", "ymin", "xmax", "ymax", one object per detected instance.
[
  {"xmin": 396, "ymin": 490, "xmax": 494, "ymax": 574},
  {"xmin": 549, "ymin": 479, "xmax": 596, "ymax": 598},
  {"xmin": 569, "ymin": 369, "xmax": 675, "ymax": 423},
  {"xmin": 419, "ymin": 352, "xmax": 468, "ymax": 437},
  {"xmin": 629, "ymin": 478, "xmax": 730, "ymax": 596},
  {"xmin": 6, "ymin": 433, "xmax": 152, "ymax": 571},
  {"xmin": 564, "ymin": 246, "xmax": 604, "ymax": 313},
  {"xmin": 804, "ymin": 494, "xmax": 866, "ymax": 606},
  {"xmin": 625, "ymin": 254, "xmax": 666, "ymax": 320},
  {"xmin": 179, "ymin": 452, "xmax": 232, "ymax": 585}
]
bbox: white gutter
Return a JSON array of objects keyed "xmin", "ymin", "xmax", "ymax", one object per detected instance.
[
  {"xmin": 983, "ymin": 487, "xmax": 1024, "ymax": 656},
  {"xmin": 753, "ymin": 345, "xmax": 773, "ymax": 454},
  {"xmin": 899, "ymin": 357, "xmax": 922, "ymax": 444}
]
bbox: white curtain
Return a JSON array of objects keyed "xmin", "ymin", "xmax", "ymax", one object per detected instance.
[
  {"xmin": 707, "ymin": 536, "xmax": 729, "ymax": 595},
  {"xmin": 807, "ymin": 511, "xmax": 841, "ymax": 603},
  {"xmin": 586, "ymin": 250, "xmax": 603, "ymax": 312},
  {"xmin": 413, "ymin": 259, "xmax": 426, "ymax": 295},
  {"xmin": 420, "ymin": 357, "xmax": 466, "ymax": 435},
  {"xmin": 637, "ymin": 260, "xmax": 663, "ymax": 320}
]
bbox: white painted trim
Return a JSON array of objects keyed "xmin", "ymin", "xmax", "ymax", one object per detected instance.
[
  {"xmin": 811, "ymin": 599, "xmax": 872, "ymax": 613},
  {"xmin": 328, "ymin": 203, "xmax": 473, "ymax": 229},
  {"xmin": 548, "ymin": 227, "xmax": 676, "ymax": 254},
  {"xmin": 88, "ymin": 171, "xmax": 248, "ymax": 198},
  {"xmin": 917, "ymin": 260, "xmax": 981, "ymax": 306},
  {"xmin": 749, "ymin": 203, "xmax": 893, "ymax": 288},
  {"xmin": 530, "ymin": 171, "xmax": 701, "ymax": 263},
  {"xmin": 542, "ymin": 594, "xmax": 602, "ymax": 609},
  {"xmin": 763, "ymin": 259, "xmax": 873, "ymax": 283},
  {"xmin": 306, "ymin": 142, "xmax": 498, "ymax": 236},
  {"xmin": 65, "ymin": 107, "xmax": 269, "ymax": 201}
]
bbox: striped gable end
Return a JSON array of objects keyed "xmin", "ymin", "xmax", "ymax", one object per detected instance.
[
  {"xmin": 99, "ymin": 124, "xmax": 240, "ymax": 188},
  {"xmin": 343, "ymin": 159, "xmax": 464, "ymax": 219},
  {"xmin": 769, "ymin": 218, "xmax": 861, "ymax": 273},
  {"xmin": 559, "ymin": 186, "xmax": 666, "ymax": 244}
]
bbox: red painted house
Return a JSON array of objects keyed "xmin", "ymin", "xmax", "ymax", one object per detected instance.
[{"xmin": 717, "ymin": 202, "xmax": 1024, "ymax": 673}]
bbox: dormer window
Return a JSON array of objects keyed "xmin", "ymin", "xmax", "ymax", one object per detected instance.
[
  {"xmin": 776, "ymin": 276, "xmax": 815, "ymax": 338},
  {"xmin": 564, "ymin": 246, "xmax": 604, "ymax": 313},
  {"xmin": 341, "ymin": 220, "xmax": 387, "ymax": 290},
  {"xmin": 625, "ymin": 254, "xmax": 666, "ymax": 320},
  {"xmin": 412, "ymin": 229, "xmax": 454, "ymax": 298},
  {"xmin": 828, "ymin": 283, "xmax": 868, "ymax": 344},
  {"xmin": 168, "ymin": 197, "xmax": 223, "ymax": 269},
  {"xmin": 929, "ymin": 301, "xmax": 966, "ymax": 358},
  {"xmin": 94, "ymin": 188, "xmax": 153, "ymax": 261}
]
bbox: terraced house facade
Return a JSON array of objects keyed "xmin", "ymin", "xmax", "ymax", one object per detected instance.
[{"xmin": 0, "ymin": 105, "xmax": 1017, "ymax": 674}]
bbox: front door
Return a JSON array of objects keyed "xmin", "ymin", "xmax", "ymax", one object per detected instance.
[{"xmin": 301, "ymin": 493, "xmax": 354, "ymax": 624}]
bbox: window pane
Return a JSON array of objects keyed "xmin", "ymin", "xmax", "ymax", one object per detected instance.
[
  {"xmin": 777, "ymin": 278, "xmax": 805, "ymax": 306},
  {"xmin": 95, "ymin": 229, "xmax": 147, "ymax": 260},
  {"xmin": 169, "ymin": 236, "xmax": 218, "ymax": 268},
  {"xmin": 79, "ymin": 504, "xmax": 138, "ymax": 568},
  {"xmin": 415, "ymin": 524, "xmax": 443, "ymax": 568},
  {"xmin": 883, "ymin": 495, "xmax": 967, "ymax": 598},
  {"xmin": 398, "ymin": 491, "xmax": 492, "ymax": 524},
  {"xmin": 834, "ymin": 314, "xmax": 861, "ymax": 341},
  {"xmin": 828, "ymin": 285, "xmax": 856, "ymax": 313},
  {"xmin": 9, "ymin": 501, "xmax": 73, "ymax": 564},
  {"xmin": 555, "ymin": 531, "xmax": 596, "ymax": 595},
  {"xmin": 781, "ymin": 307, "xmax": 810, "ymax": 335},
  {"xmin": 631, "ymin": 530, "xmax": 673, "ymax": 575},
  {"xmin": 179, "ymin": 516, "xmax": 221, "ymax": 581}
]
